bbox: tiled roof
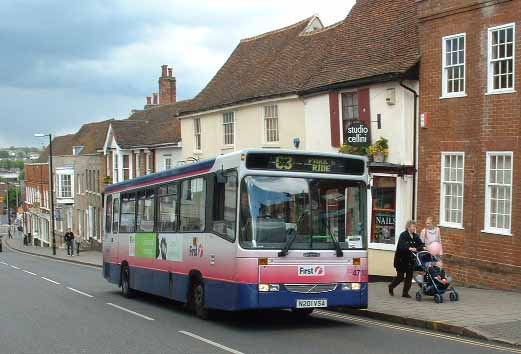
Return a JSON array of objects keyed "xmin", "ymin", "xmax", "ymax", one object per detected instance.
[
  {"xmin": 36, "ymin": 134, "xmax": 76, "ymax": 162},
  {"xmin": 75, "ymin": 119, "xmax": 113, "ymax": 154},
  {"xmin": 180, "ymin": 0, "xmax": 419, "ymax": 115},
  {"xmin": 111, "ymin": 100, "xmax": 191, "ymax": 149}
]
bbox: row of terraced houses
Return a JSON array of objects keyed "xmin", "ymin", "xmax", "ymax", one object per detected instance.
[{"xmin": 23, "ymin": 0, "xmax": 521, "ymax": 291}]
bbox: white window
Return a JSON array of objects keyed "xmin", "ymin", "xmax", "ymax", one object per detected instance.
[
  {"xmin": 165, "ymin": 157, "xmax": 172, "ymax": 170},
  {"xmin": 113, "ymin": 154, "xmax": 119, "ymax": 183},
  {"xmin": 122, "ymin": 154, "xmax": 130, "ymax": 181},
  {"xmin": 194, "ymin": 118, "xmax": 202, "ymax": 151},
  {"xmin": 223, "ymin": 112, "xmax": 235, "ymax": 146},
  {"xmin": 442, "ymin": 33, "xmax": 466, "ymax": 97},
  {"xmin": 488, "ymin": 24, "xmax": 515, "ymax": 93},
  {"xmin": 264, "ymin": 105, "xmax": 279, "ymax": 143},
  {"xmin": 58, "ymin": 174, "xmax": 72, "ymax": 198},
  {"xmin": 440, "ymin": 153, "xmax": 464, "ymax": 227},
  {"xmin": 485, "ymin": 152, "xmax": 513, "ymax": 235}
]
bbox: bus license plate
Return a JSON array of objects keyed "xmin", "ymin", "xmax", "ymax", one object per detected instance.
[{"xmin": 296, "ymin": 299, "xmax": 327, "ymax": 308}]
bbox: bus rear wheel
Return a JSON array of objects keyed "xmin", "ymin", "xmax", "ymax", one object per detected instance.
[{"xmin": 121, "ymin": 265, "xmax": 134, "ymax": 298}]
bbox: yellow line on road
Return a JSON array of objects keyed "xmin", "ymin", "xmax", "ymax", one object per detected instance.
[{"xmin": 315, "ymin": 310, "xmax": 520, "ymax": 353}]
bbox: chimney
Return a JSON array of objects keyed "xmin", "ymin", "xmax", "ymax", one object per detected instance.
[
  {"xmin": 153, "ymin": 93, "xmax": 159, "ymax": 105},
  {"xmin": 146, "ymin": 96, "xmax": 152, "ymax": 105},
  {"xmin": 159, "ymin": 65, "xmax": 176, "ymax": 105}
]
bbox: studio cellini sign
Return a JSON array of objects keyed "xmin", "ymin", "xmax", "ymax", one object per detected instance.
[{"xmin": 346, "ymin": 122, "xmax": 370, "ymax": 146}]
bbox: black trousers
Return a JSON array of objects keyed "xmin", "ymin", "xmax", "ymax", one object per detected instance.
[
  {"xmin": 67, "ymin": 242, "xmax": 74, "ymax": 256},
  {"xmin": 389, "ymin": 269, "xmax": 413, "ymax": 295}
]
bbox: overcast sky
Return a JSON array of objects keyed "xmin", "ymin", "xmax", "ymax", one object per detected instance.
[{"xmin": 0, "ymin": 0, "xmax": 355, "ymax": 148}]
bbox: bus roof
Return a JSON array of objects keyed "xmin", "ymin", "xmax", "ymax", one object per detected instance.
[{"xmin": 105, "ymin": 149, "xmax": 367, "ymax": 194}]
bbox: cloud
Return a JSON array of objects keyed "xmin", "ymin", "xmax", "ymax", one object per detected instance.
[{"xmin": 0, "ymin": 0, "xmax": 355, "ymax": 147}]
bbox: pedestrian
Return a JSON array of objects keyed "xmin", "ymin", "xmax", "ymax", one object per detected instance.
[
  {"xmin": 64, "ymin": 228, "xmax": 74, "ymax": 256},
  {"xmin": 388, "ymin": 220, "xmax": 424, "ymax": 298},
  {"xmin": 75, "ymin": 236, "xmax": 80, "ymax": 256},
  {"xmin": 420, "ymin": 216, "xmax": 443, "ymax": 258}
]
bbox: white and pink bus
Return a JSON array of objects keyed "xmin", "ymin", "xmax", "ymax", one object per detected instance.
[{"xmin": 103, "ymin": 150, "xmax": 368, "ymax": 318}]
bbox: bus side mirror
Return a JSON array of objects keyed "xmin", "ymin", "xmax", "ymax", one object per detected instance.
[
  {"xmin": 216, "ymin": 170, "xmax": 227, "ymax": 184},
  {"xmin": 371, "ymin": 186, "xmax": 377, "ymax": 199}
]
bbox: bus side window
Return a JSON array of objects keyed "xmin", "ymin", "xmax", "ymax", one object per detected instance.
[
  {"xmin": 112, "ymin": 198, "xmax": 119, "ymax": 233},
  {"xmin": 105, "ymin": 195, "xmax": 112, "ymax": 234},
  {"xmin": 158, "ymin": 183, "xmax": 178, "ymax": 232},
  {"xmin": 180, "ymin": 178, "xmax": 206, "ymax": 232},
  {"xmin": 212, "ymin": 171, "xmax": 238, "ymax": 240},
  {"xmin": 136, "ymin": 189, "xmax": 155, "ymax": 232},
  {"xmin": 120, "ymin": 193, "xmax": 136, "ymax": 233}
]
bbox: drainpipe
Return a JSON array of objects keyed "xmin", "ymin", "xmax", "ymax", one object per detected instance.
[{"xmin": 400, "ymin": 80, "xmax": 419, "ymax": 220}]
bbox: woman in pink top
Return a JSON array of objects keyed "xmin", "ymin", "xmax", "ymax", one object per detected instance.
[{"xmin": 420, "ymin": 217, "xmax": 443, "ymax": 257}]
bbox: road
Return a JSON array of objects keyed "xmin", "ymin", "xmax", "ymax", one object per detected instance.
[{"xmin": 0, "ymin": 245, "xmax": 518, "ymax": 354}]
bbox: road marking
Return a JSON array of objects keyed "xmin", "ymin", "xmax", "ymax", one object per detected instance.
[
  {"xmin": 22, "ymin": 270, "xmax": 37, "ymax": 275},
  {"xmin": 106, "ymin": 303, "xmax": 154, "ymax": 321},
  {"xmin": 315, "ymin": 310, "xmax": 521, "ymax": 353},
  {"xmin": 10, "ymin": 265, "xmax": 20, "ymax": 269},
  {"xmin": 66, "ymin": 287, "xmax": 94, "ymax": 298},
  {"xmin": 41, "ymin": 277, "xmax": 60, "ymax": 285},
  {"xmin": 0, "ymin": 261, "xmax": 8, "ymax": 265},
  {"xmin": 179, "ymin": 331, "xmax": 245, "ymax": 354}
]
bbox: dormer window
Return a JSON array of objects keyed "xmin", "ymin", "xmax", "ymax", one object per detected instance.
[{"xmin": 73, "ymin": 146, "xmax": 84, "ymax": 156}]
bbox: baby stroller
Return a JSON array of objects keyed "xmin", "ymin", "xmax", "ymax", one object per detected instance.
[{"xmin": 413, "ymin": 251, "xmax": 459, "ymax": 304}]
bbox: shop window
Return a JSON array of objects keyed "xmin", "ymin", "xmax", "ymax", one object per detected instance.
[{"xmin": 371, "ymin": 177, "xmax": 396, "ymax": 245}]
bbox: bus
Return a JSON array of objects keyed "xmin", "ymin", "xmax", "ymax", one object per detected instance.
[{"xmin": 103, "ymin": 150, "xmax": 369, "ymax": 318}]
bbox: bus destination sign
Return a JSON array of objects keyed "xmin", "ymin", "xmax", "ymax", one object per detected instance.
[{"xmin": 246, "ymin": 153, "xmax": 365, "ymax": 175}]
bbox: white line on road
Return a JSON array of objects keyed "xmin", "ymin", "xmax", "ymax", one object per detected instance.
[
  {"xmin": 179, "ymin": 331, "xmax": 245, "ymax": 354},
  {"xmin": 22, "ymin": 270, "xmax": 37, "ymax": 275},
  {"xmin": 106, "ymin": 303, "xmax": 154, "ymax": 321},
  {"xmin": 10, "ymin": 265, "xmax": 20, "ymax": 269},
  {"xmin": 40, "ymin": 276, "xmax": 60, "ymax": 285},
  {"xmin": 315, "ymin": 310, "xmax": 521, "ymax": 353},
  {"xmin": 0, "ymin": 261, "xmax": 8, "ymax": 265},
  {"xmin": 66, "ymin": 287, "xmax": 94, "ymax": 298}
]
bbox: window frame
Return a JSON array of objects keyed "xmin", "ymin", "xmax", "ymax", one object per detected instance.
[
  {"xmin": 136, "ymin": 188, "xmax": 156, "ymax": 233},
  {"xmin": 439, "ymin": 152, "xmax": 465, "ymax": 229},
  {"xmin": 194, "ymin": 118, "xmax": 202, "ymax": 152},
  {"xmin": 441, "ymin": 33, "xmax": 467, "ymax": 98},
  {"xmin": 222, "ymin": 111, "xmax": 236, "ymax": 147},
  {"xmin": 122, "ymin": 154, "xmax": 130, "ymax": 181},
  {"xmin": 112, "ymin": 197, "xmax": 120, "ymax": 233},
  {"xmin": 158, "ymin": 182, "xmax": 179, "ymax": 233},
  {"xmin": 105, "ymin": 195, "xmax": 112, "ymax": 234},
  {"xmin": 119, "ymin": 193, "xmax": 136, "ymax": 233},
  {"xmin": 483, "ymin": 151, "xmax": 513, "ymax": 236},
  {"xmin": 487, "ymin": 23, "xmax": 516, "ymax": 95},
  {"xmin": 264, "ymin": 104, "xmax": 279, "ymax": 143}
]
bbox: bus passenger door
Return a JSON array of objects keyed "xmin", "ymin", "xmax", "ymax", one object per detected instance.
[{"xmin": 110, "ymin": 197, "xmax": 120, "ymax": 264}]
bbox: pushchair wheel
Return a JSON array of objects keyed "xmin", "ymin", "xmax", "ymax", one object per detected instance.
[
  {"xmin": 449, "ymin": 291, "xmax": 459, "ymax": 302},
  {"xmin": 415, "ymin": 291, "xmax": 422, "ymax": 302},
  {"xmin": 434, "ymin": 294, "xmax": 443, "ymax": 304}
]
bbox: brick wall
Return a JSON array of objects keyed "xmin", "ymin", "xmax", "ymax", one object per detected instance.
[{"xmin": 417, "ymin": 0, "xmax": 521, "ymax": 291}]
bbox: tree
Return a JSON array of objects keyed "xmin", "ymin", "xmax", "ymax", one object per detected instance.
[{"xmin": 0, "ymin": 151, "xmax": 9, "ymax": 159}]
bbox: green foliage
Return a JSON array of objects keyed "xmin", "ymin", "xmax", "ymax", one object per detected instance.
[
  {"xmin": 339, "ymin": 144, "xmax": 368, "ymax": 156},
  {"xmin": 0, "ymin": 160, "xmax": 24, "ymax": 170},
  {"xmin": 367, "ymin": 137, "xmax": 389, "ymax": 160}
]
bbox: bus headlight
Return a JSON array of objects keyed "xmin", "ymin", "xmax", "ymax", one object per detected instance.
[
  {"xmin": 259, "ymin": 284, "xmax": 280, "ymax": 292},
  {"xmin": 341, "ymin": 283, "xmax": 361, "ymax": 291}
]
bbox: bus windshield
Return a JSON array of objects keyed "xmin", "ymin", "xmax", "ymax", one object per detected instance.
[{"xmin": 239, "ymin": 176, "xmax": 366, "ymax": 250}]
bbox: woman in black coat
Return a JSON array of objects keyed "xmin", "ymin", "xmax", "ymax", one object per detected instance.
[{"xmin": 389, "ymin": 220, "xmax": 424, "ymax": 298}]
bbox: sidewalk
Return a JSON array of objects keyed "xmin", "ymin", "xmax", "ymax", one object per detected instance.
[
  {"xmin": 339, "ymin": 282, "xmax": 521, "ymax": 346},
  {"xmin": 2, "ymin": 228, "xmax": 102, "ymax": 267}
]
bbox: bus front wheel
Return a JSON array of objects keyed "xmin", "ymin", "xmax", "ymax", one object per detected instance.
[
  {"xmin": 121, "ymin": 265, "xmax": 134, "ymax": 298},
  {"xmin": 191, "ymin": 281, "xmax": 209, "ymax": 320}
]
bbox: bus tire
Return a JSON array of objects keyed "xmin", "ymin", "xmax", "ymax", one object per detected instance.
[
  {"xmin": 121, "ymin": 265, "xmax": 134, "ymax": 298},
  {"xmin": 192, "ymin": 281, "xmax": 209, "ymax": 320}
]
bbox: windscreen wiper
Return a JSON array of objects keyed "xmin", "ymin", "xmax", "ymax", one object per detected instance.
[
  {"xmin": 278, "ymin": 209, "xmax": 308, "ymax": 257},
  {"xmin": 326, "ymin": 224, "xmax": 344, "ymax": 257}
]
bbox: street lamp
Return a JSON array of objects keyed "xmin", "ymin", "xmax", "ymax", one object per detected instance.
[{"xmin": 34, "ymin": 133, "xmax": 56, "ymax": 255}]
